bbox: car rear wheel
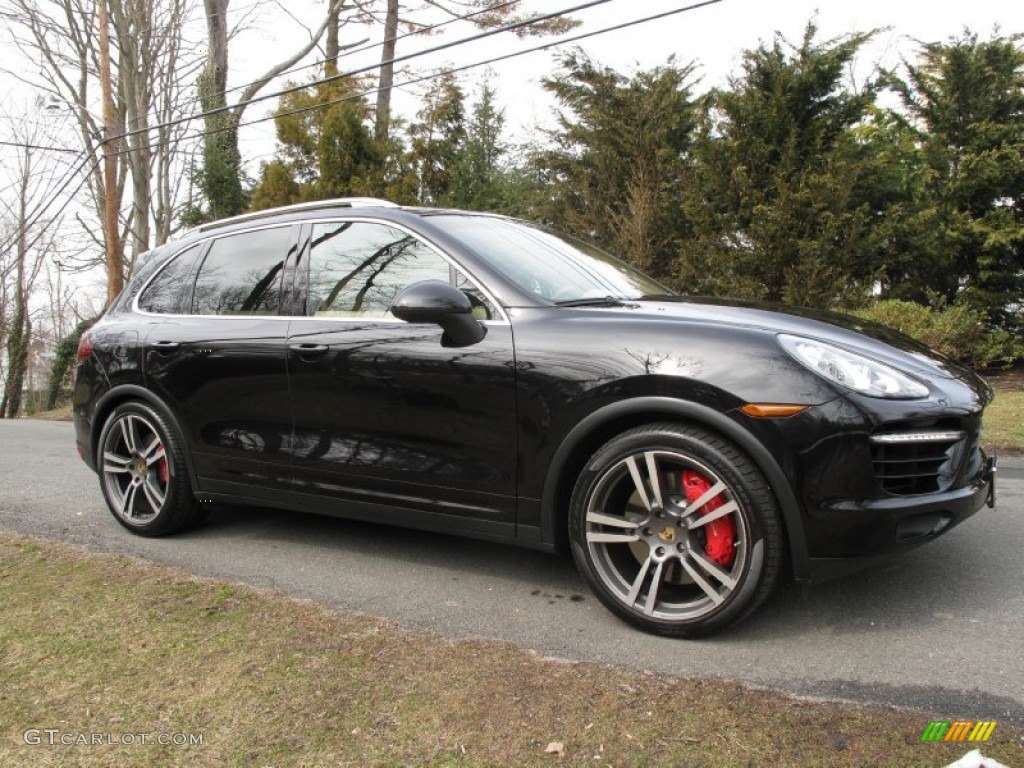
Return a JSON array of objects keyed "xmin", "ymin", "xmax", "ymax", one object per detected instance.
[
  {"xmin": 98, "ymin": 401, "xmax": 205, "ymax": 536},
  {"xmin": 569, "ymin": 422, "xmax": 782, "ymax": 637}
]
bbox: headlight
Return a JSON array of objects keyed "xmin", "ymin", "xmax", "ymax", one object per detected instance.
[{"xmin": 778, "ymin": 334, "xmax": 929, "ymax": 399}]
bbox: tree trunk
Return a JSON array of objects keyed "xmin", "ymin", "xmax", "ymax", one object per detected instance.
[
  {"xmin": 325, "ymin": 0, "xmax": 340, "ymax": 76},
  {"xmin": 375, "ymin": 0, "xmax": 399, "ymax": 142}
]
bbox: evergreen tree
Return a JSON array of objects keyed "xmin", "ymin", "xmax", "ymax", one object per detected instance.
[
  {"xmin": 533, "ymin": 51, "xmax": 700, "ymax": 283},
  {"xmin": 250, "ymin": 77, "xmax": 383, "ymax": 208},
  {"xmin": 888, "ymin": 30, "xmax": 1024, "ymax": 327},
  {"xmin": 445, "ymin": 78, "xmax": 510, "ymax": 212},
  {"xmin": 683, "ymin": 23, "xmax": 880, "ymax": 307},
  {"xmin": 408, "ymin": 72, "xmax": 467, "ymax": 204}
]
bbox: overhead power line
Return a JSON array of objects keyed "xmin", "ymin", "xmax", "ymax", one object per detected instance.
[
  {"xmin": 268, "ymin": 0, "xmax": 723, "ymax": 127},
  {"xmin": 220, "ymin": 0, "xmax": 524, "ymax": 99},
  {"xmin": 99, "ymin": 0, "xmax": 615, "ymax": 147},
  {"xmin": 4, "ymin": 1, "xmax": 722, "ymax": 264},
  {"xmin": 0, "ymin": 140, "xmax": 80, "ymax": 154}
]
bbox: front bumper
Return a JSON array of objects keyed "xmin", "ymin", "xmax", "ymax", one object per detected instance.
[{"xmin": 803, "ymin": 454, "xmax": 996, "ymax": 583}]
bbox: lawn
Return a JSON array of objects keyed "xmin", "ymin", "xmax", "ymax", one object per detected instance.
[
  {"xmin": 1, "ymin": 532, "xmax": 1020, "ymax": 768},
  {"xmin": 985, "ymin": 374, "xmax": 1024, "ymax": 455}
]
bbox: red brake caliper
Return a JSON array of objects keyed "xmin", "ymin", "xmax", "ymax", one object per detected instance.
[
  {"xmin": 158, "ymin": 457, "xmax": 169, "ymax": 484},
  {"xmin": 682, "ymin": 471, "xmax": 735, "ymax": 567}
]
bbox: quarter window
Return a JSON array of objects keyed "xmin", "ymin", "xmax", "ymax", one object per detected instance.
[
  {"xmin": 308, "ymin": 221, "xmax": 486, "ymax": 318},
  {"xmin": 191, "ymin": 227, "xmax": 294, "ymax": 315},
  {"xmin": 138, "ymin": 244, "xmax": 204, "ymax": 314}
]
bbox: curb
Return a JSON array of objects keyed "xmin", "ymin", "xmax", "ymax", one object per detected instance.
[{"xmin": 996, "ymin": 454, "xmax": 1024, "ymax": 470}]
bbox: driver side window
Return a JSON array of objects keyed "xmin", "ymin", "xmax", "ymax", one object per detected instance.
[{"xmin": 306, "ymin": 221, "xmax": 493, "ymax": 319}]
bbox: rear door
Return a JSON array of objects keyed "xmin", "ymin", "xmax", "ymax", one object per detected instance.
[
  {"xmin": 142, "ymin": 225, "xmax": 298, "ymax": 495},
  {"xmin": 285, "ymin": 218, "xmax": 518, "ymax": 536}
]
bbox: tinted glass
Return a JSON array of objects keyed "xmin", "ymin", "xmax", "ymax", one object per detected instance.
[
  {"xmin": 308, "ymin": 222, "xmax": 455, "ymax": 318},
  {"xmin": 431, "ymin": 215, "xmax": 672, "ymax": 304},
  {"xmin": 191, "ymin": 227, "xmax": 293, "ymax": 315},
  {"xmin": 138, "ymin": 244, "xmax": 204, "ymax": 314}
]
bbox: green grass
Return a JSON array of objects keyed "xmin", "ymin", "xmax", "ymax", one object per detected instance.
[
  {"xmin": 985, "ymin": 388, "xmax": 1024, "ymax": 455},
  {"xmin": 1, "ymin": 532, "xmax": 1021, "ymax": 767}
]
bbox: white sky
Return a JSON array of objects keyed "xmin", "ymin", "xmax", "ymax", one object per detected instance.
[
  {"xmin": 2, "ymin": 0, "xmax": 1022, "ymax": 305},
  {"xmin": 229, "ymin": 0, "xmax": 1024, "ymax": 154}
]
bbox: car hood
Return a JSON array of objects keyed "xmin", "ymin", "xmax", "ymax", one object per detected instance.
[{"xmin": 621, "ymin": 296, "xmax": 986, "ymax": 388}]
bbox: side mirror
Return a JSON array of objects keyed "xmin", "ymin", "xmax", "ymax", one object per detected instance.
[{"xmin": 391, "ymin": 280, "xmax": 487, "ymax": 347}]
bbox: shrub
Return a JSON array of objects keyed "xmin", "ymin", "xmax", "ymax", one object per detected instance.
[{"xmin": 851, "ymin": 299, "xmax": 1023, "ymax": 369}]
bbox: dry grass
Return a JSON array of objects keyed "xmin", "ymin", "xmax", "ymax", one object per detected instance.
[
  {"xmin": 26, "ymin": 403, "xmax": 73, "ymax": 421},
  {"xmin": 1, "ymin": 532, "xmax": 1021, "ymax": 767},
  {"xmin": 985, "ymin": 375, "xmax": 1024, "ymax": 455}
]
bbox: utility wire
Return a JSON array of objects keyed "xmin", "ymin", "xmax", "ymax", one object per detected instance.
[
  {"xmin": 0, "ymin": 151, "xmax": 98, "ymax": 259},
  {"xmin": 0, "ymin": 140, "xmax": 80, "ymax": 154},
  {"xmin": 99, "ymin": 0, "xmax": 615, "ymax": 146},
  {"xmin": 143, "ymin": 0, "xmax": 720, "ymax": 161},
  {"xmin": 4, "ymin": 1, "xmax": 720, "ymax": 262},
  {"xmin": 220, "ymin": 0, "xmax": 524, "ymax": 98}
]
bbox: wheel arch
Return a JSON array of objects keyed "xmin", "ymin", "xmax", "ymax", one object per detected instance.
[
  {"xmin": 91, "ymin": 385, "xmax": 199, "ymax": 489},
  {"xmin": 540, "ymin": 396, "xmax": 810, "ymax": 582}
]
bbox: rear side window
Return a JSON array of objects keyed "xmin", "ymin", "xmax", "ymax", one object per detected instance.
[
  {"xmin": 137, "ymin": 244, "xmax": 204, "ymax": 314},
  {"xmin": 192, "ymin": 226, "xmax": 295, "ymax": 315}
]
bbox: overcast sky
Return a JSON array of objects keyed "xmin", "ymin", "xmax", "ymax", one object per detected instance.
[
  {"xmin": 228, "ymin": 0, "xmax": 1024, "ymax": 153},
  {"xmin": 2, "ymin": 0, "xmax": 1021, "ymax": 295}
]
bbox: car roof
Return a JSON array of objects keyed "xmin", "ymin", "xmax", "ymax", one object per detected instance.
[{"xmin": 185, "ymin": 197, "xmax": 513, "ymax": 238}]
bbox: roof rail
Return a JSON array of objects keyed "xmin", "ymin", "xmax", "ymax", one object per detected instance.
[{"xmin": 195, "ymin": 197, "xmax": 399, "ymax": 232}]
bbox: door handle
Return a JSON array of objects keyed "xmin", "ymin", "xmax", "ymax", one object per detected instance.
[
  {"xmin": 148, "ymin": 340, "xmax": 181, "ymax": 353},
  {"xmin": 289, "ymin": 343, "xmax": 330, "ymax": 359}
]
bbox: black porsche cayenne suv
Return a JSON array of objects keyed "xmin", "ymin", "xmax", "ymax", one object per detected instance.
[{"xmin": 73, "ymin": 197, "xmax": 997, "ymax": 636}]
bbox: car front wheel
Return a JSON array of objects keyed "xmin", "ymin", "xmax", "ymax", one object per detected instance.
[
  {"xmin": 97, "ymin": 401, "xmax": 205, "ymax": 536},
  {"xmin": 569, "ymin": 422, "xmax": 782, "ymax": 637}
]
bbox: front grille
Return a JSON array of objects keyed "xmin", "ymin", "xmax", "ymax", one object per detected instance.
[{"xmin": 869, "ymin": 430, "xmax": 965, "ymax": 495}]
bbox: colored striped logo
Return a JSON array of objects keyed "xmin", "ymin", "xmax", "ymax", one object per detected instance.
[{"xmin": 920, "ymin": 721, "xmax": 997, "ymax": 742}]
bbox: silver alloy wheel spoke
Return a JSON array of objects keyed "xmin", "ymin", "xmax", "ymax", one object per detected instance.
[
  {"xmin": 680, "ymin": 555, "xmax": 725, "ymax": 606},
  {"xmin": 625, "ymin": 556, "xmax": 653, "ymax": 606},
  {"xmin": 625, "ymin": 455, "xmax": 653, "ymax": 511},
  {"xmin": 587, "ymin": 531, "xmax": 640, "ymax": 544},
  {"xmin": 120, "ymin": 416, "xmax": 140, "ymax": 454},
  {"xmin": 680, "ymin": 480, "xmax": 727, "ymax": 518},
  {"xmin": 687, "ymin": 499, "xmax": 739, "ymax": 530},
  {"xmin": 586, "ymin": 511, "xmax": 639, "ymax": 530},
  {"xmin": 142, "ymin": 474, "xmax": 166, "ymax": 510},
  {"xmin": 688, "ymin": 549, "xmax": 738, "ymax": 590},
  {"xmin": 142, "ymin": 436, "xmax": 165, "ymax": 466},
  {"xmin": 643, "ymin": 560, "xmax": 665, "ymax": 616},
  {"xmin": 103, "ymin": 451, "xmax": 132, "ymax": 474},
  {"xmin": 119, "ymin": 480, "xmax": 141, "ymax": 518},
  {"xmin": 644, "ymin": 452, "xmax": 664, "ymax": 508}
]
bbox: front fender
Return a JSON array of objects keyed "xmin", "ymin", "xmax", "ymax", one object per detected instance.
[{"xmin": 539, "ymin": 396, "xmax": 811, "ymax": 582}]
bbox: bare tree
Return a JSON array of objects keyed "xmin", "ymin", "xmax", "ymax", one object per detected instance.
[
  {"xmin": 370, "ymin": 1, "xmax": 579, "ymax": 143},
  {"xmin": 195, "ymin": 0, "xmax": 354, "ymax": 220},
  {"xmin": 0, "ymin": 108, "xmax": 68, "ymax": 418},
  {"xmin": 1, "ymin": 0, "xmax": 202, "ymax": 284}
]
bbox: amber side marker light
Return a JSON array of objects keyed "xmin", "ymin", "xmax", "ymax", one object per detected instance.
[{"xmin": 740, "ymin": 404, "xmax": 809, "ymax": 418}]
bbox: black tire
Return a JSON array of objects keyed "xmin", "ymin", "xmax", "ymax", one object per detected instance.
[
  {"xmin": 96, "ymin": 400, "xmax": 205, "ymax": 537},
  {"xmin": 568, "ymin": 422, "xmax": 782, "ymax": 637}
]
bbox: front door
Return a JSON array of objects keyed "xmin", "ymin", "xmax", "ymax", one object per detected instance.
[{"xmin": 286, "ymin": 219, "xmax": 517, "ymax": 535}]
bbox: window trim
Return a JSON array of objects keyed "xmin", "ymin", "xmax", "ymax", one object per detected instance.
[
  {"xmin": 132, "ymin": 217, "xmax": 508, "ymax": 325},
  {"xmin": 188, "ymin": 223, "xmax": 298, "ymax": 317},
  {"xmin": 132, "ymin": 223, "xmax": 299, "ymax": 321},
  {"xmin": 135, "ymin": 241, "xmax": 209, "ymax": 315},
  {"xmin": 289, "ymin": 216, "xmax": 509, "ymax": 325}
]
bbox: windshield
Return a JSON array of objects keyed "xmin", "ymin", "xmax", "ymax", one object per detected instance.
[{"xmin": 432, "ymin": 215, "xmax": 674, "ymax": 304}]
